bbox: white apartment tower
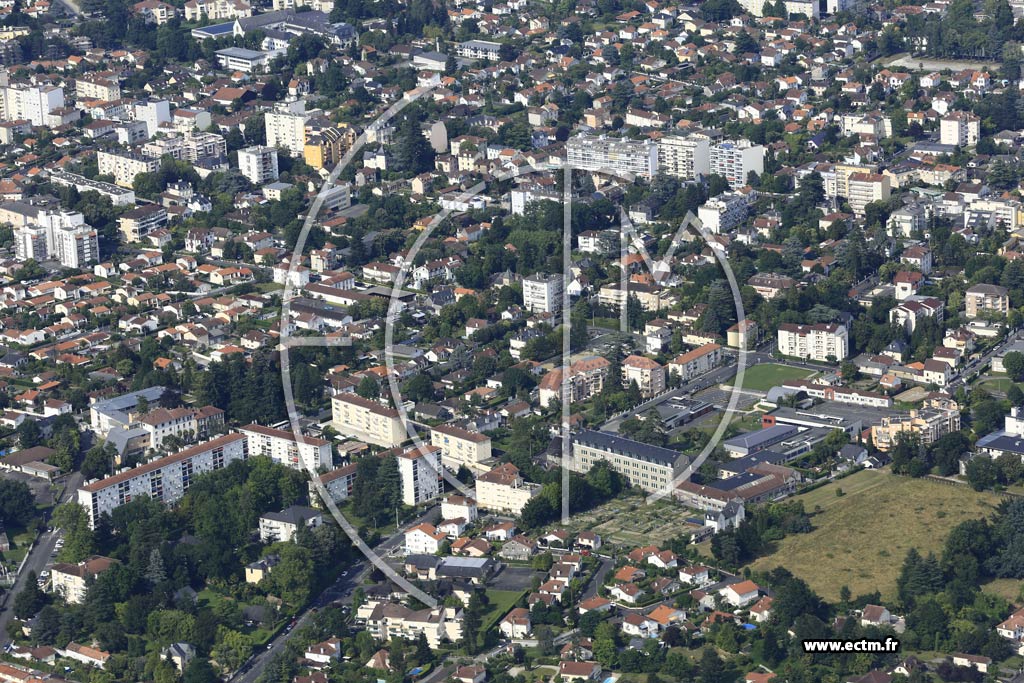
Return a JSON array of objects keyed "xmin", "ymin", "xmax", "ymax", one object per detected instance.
[
  {"xmin": 238, "ymin": 145, "xmax": 280, "ymax": 185},
  {"xmin": 522, "ymin": 273, "xmax": 563, "ymax": 314},
  {"xmin": 397, "ymin": 445, "xmax": 442, "ymax": 507},
  {"xmin": 657, "ymin": 135, "xmax": 711, "ymax": 180},
  {"xmin": 939, "ymin": 111, "xmax": 981, "ymax": 147},
  {"xmin": 13, "ymin": 210, "xmax": 98, "ymax": 268},
  {"xmin": 265, "ymin": 107, "xmax": 308, "ymax": 155},
  {"xmin": 0, "ymin": 83, "xmax": 65, "ymax": 127},
  {"xmin": 567, "ymin": 135, "xmax": 659, "ymax": 179},
  {"xmin": 709, "ymin": 140, "xmax": 765, "ymax": 188}
]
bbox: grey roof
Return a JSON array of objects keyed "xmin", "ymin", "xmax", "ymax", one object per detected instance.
[
  {"xmin": 722, "ymin": 424, "xmax": 798, "ymax": 451},
  {"xmin": 574, "ymin": 430, "xmax": 685, "ymax": 467},
  {"xmin": 215, "ymin": 47, "xmax": 266, "ymax": 59},
  {"xmin": 436, "ymin": 556, "xmax": 495, "ymax": 578},
  {"xmin": 91, "ymin": 386, "xmax": 168, "ymax": 424},
  {"xmin": 404, "ymin": 554, "xmax": 441, "ymax": 569},
  {"xmin": 261, "ymin": 505, "xmax": 321, "ymax": 525},
  {"xmin": 718, "ymin": 450, "xmax": 789, "ymax": 475}
]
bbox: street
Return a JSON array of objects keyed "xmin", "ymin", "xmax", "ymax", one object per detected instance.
[
  {"xmin": 0, "ymin": 471, "xmax": 82, "ymax": 645},
  {"xmin": 230, "ymin": 505, "xmax": 439, "ymax": 683}
]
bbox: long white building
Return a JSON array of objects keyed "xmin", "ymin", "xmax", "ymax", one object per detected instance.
[
  {"xmin": 77, "ymin": 433, "xmax": 250, "ymax": 528},
  {"xmin": 567, "ymin": 135, "xmax": 658, "ymax": 179},
  {"xmin": 240, "ymin": 423, "xmax": 330, "ymax": 471}
]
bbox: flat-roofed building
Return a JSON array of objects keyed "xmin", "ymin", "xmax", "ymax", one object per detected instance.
[{"xmin": 241, "ymin": 423, "xmax": 330, "ymax": 470}]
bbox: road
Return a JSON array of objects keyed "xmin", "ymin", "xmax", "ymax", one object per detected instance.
[
  {"xmin": 0, "ymin": 471, "xmax": 83, "ymax": 644},
  {"xmin": 231, "ymin": 506, "xmax": 439, "ymax": 683},
  {"xmin": 581, "ymin": 556, "xmax": 614, "ymax": 601},
  {"xmin": 950, "ymin": 327, "xmax": 1024, "ymax": 389}
]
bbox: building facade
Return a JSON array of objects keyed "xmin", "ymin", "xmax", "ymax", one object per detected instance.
[{"xmin": 331, "ymin": 393, "xmax": 406, "ymax": 447}]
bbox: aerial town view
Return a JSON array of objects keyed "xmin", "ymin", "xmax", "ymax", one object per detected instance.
[{"xmin": 3, "ymin": 0, "xmax": 1024, "ymax": 681}]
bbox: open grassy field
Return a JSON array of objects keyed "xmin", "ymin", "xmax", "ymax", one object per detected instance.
[
  {"xmin": 982, "ymin": 578, "xmax": 1023, "ymax": 605},
  {"xmin": 729, "ymin": 363, "xmax": 816, "ymax": 392},
  {"xmin": 748, "ymin": 470, "xmax": 1002, "ymax": 602},
  {"xmin": 976, "ymin": 377, "xmax": 1024, "ymax": 395}
]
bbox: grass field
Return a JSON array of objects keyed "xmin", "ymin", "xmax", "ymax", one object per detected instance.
[
  {"xmin": 976, "ymin": 377, "xmax": 1024, "ymax": 395},
  {"xmin": 481, "ymin": 590, "xmax": 527, "ymax": 634},
  {"xmin": 749, "ymin": 470, "xmax": 1002, "ymax": 601},
  {"xmin": 730, "ymin": 363, "xmax": 816, "ymax": 392},
  {"xmin": 982, "ymin": 578, "xmax": 1023, "ymax": 604}
]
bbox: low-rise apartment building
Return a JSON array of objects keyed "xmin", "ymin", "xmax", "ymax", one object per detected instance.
[
  {"xmin": 430, "ymin": 424, "xmax": 492, "ymax": 470},
  {"xmin": 331, "ymin": 393, "xmax": 406, "ymax": 448},
  {"xmin": 241, "ymin": 423, "xmax": 330, "ymax": 471},
  {"xmin": 777, "ymin": 323, "xmax": 849, "ymax": 361},
  {"xmin": 571, "ymin": 430, "xmax": 687, "ymax": 494}
]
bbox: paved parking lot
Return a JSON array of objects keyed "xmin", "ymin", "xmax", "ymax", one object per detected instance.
[
  {"xmin": 0, "ymin": 471, "xmax": 54, "ymax": 507},
  {"xmin": 489, "ymin": 566, "xmax": 543, "ymax": 591}
]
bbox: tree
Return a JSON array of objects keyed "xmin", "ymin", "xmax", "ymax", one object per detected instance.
[
  {"xmin": 183, "ymin": 659, "xmax": 218, "ymax": 683},
  {"xmin": 356, "ymin": 376, "xmax": 381, "ymax": 400},
  {"xmin": 394, "ymin": 115, "xmax": 435, "ymax": 175},
  {"xmin": 13, "ymin": 571, "xmax": 47, "ymax": 619},
  {"xmin": 81, "ymin": 443, "xmax": 114, "ymax": 480},
  {"xmin": 146, "ymin": 547, "xmax": 167, "ymax": 587},
  {"xmin": 17, "ymin": 419, "xmax": 41, "ymax": 449},
  {"xmin": 0, "ymin": 480, "xmax": 34, "ymax": 527},
  {"xmin": 1006, "ymin": 351, "xmax": 1024, "ymax": 381}
]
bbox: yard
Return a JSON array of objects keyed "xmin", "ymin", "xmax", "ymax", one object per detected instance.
[
  {"xmin": 748, "ymin": 470, "xmax": 1002, "ymax": 602},
  {"xmin": 728, "ymin": 363, "xmax": 817, "ymax": 393},
  {"xmin": 480, "ymin": 590, "xmax": 528, "ymax": 634},
  {"xmin": 982, "ymin": 578, "xmax": 1023, "ymax": 604},
  {"xmin": 197, "ymin": 588, "xmax": 281, "ymax": 646}
]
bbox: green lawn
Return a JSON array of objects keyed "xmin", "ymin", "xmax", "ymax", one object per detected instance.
[
  {"xmin": 729, "ymin": 363, "xmax": 816, "ymax": 392},
  {"xmin": 976, "ymin": 377, "xmax": 1024, "ymax": 395},
  {"xmin": 481, "ymin": 590, "xmax": 528, "ymax": 634},
  {"xmin": 982, "ymin": 578, "xmax": 1022, "ymax": 604},
  {"xmin": 749, "ymin": 470, "xmax": 1002, "ymax": 601},
  {"xmin": 197, "ymin": 588, "xmax": 281, "ymax": 646}
]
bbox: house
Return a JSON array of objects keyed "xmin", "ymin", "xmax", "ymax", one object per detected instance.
[
  {"xmin": 453, "ymin": 665, "xmax": 487, "ymax": 683},
  {"xmin": 258, "ymin": 505, "xmax": 322, "ymax": 543},
  {"xmin": 498, "ymin": 535, "xmax": 536, "ymax": 561},
  {"xmin": 244, "ymin": 554, "xmax": 280, "ymax": 584},
  {"xmin": 860, "ymin": 604, "xmax": 892, "ymax": 627},
  {"xmin": 622, "ymin": 612, "xmax": 659, "ymax": 638},
  {"xmin": 161, "ymin": 643, "xmax": 195, "ymax": 672},
  {"xmin": 679, "ymin": 565, "xmax": 711, "ymax": 586},
  {"xmin": 559, "ymin": 661, "xmax": 602, "ymax": 681},
  {"xmin": 610, "ymin": 582, "xmax": 644, "ymax": 604},
  {"xmin": 996, "ymin": 606, "xmax": 1024, "ymax": 640},
  {"xmin": 721, "ymin": 580, "xmax": 760, "ymax": 607},
  {"xmin": 305, "ymin": 637, "xmax": 343, "ymax": 664},
  {"xmin": 950, "ymin": 653, "xmax": 990, "ymax": 673},
  {"xmin": 51, "ymin": 556, "xmax": 119, "ymax": 604},
  {"xmin": 405, "ymin": 523, "xmax": 448, "ymax": 554},
  {"xmin": 578, "ymin": 596, "xmax": 613, "ymax": 614},
  {"xmin": 499, "ymin": 607, "xmax": 531, "ymax": 639}
]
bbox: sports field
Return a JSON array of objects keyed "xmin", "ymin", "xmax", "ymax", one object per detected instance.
[
  {"xmin": 749, "ymin": 470, "xmax": 1002, "ymax": 601},
  {"xmin": 730, "ymin": 363, "xmax": 816, "ymax": 392}
]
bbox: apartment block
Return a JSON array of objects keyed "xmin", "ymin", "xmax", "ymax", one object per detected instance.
[
  {"xmin": 97, "ymin": 150, "xmax": 160, "ymax": 188},
  {"xmin": 13, "ymin": 211, "xmax": 98, "ymax": 269},
  {"xmin": 310, "ymin": 462, "xmax": 357, "ymax": 507},
  {"xmin": 709, "ymin": 140, "xmax": 764, "ymax": 188},
  {"xmin": 183, "ymin": 0, "xmax": 252, "ymax": 21},
  {"xmin": 697, "ymin": 192, "xmax": 749, "ymax": 233},
  {"xmin": 871, "ymin": 408, "xmax": 961, "ymax": 451},
  {"xmin": 0, "ymin": 83, "xmax": 64, "ymax": 127},
  {"xmin": 667, "ymin": 343, "xmax": 723, "ymax": 381},
  {"xmin": 622, "ymin": 355, "xmax": 666, "ymax": 398},
  {"xmin": 430, "ymin": 424, "xmax": 492, "ymax": 470},
  {"xmin": 522, "ymin": 273, "xmax": 563, "ymax": 313},
  {"xmin": 76, "ymin": 434, "xmax": 250, "ymax": 527},
  {"xmin": 331, "ymin": 393, "xmax": 407, "ymax": 448},
  {"xmin": 846, "ymin": 172, "xmax": 891, "ymax": 216},
  {"xmin": 659, "ymin": 135, "xmax": 708, "ymax": 180},
  {"xmin": 238, "ymin": 145, "xmax": 280, "ymax": 185},
  {"xmin": 567, "ymin": 134, "xmax": 659, "ymax": 179},
  {"xmin": 538, "ymin": 355, "xmax": 610, "ymax": 408},
  {"xmin": 474, "ymin": 462, "xmax": 541, "ymax": 515},
  {"xmin": 265, "ymin": 107, "xmax": 308, "ymax": 155},
  {"xmin": 75, "ymin": 75, "xmax": 121, "ymax": 102},
  {"xmin": 965, "ymin": 283, "xmax": 1010, "ymax": 319},
  {"xmin": 118, "ymin": 204, "xmax": 168, "ymax": 243},
  {"xmin": 777, "ymin": 322, "xmax": 849, "ymax": 361},
  {"xmin": 939, "ymin": 111, "xmax": 981, "ymax": 147},
  {"xmin": 398, "ymin": 445, "xmax": 442, "ymax": 506},
  {"xmin": 240, "ymin": 423, "xmax": 330, "ymax": 470},
  {"xmin": 51, "ymin": 556, "xmax": 118, "ymax": 604},
  {"xmin": 571, "ymin": 430, "xmax": 687, "ymax": 494}
]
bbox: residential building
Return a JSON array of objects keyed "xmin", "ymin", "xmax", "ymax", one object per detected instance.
[
  {"xmin": 118, "ymin": 204, "xmax": 168, "ymax": 243},
  {"xmin": 709, "ymin": 140, "xmax": 764, "ymax": 188},
  {"xmin": 846, "ymin": 172, "xmax": 891, "ymax": 216},
  {"xmin": 747, "ymin": 273, "xmax": 795, "ymax": 300},
  {"xmin": 668, "ymin": 343, "xmax": 723, "ymax": 381},
  {"xmin": 571, "ymin": 430, "xmax": 687, "ymax": 494},
  {"xmin": 474, "ymin": 462, "xmax": 541, "ymax": 515},
  {"xmin": 76, "ymin": 75, "xmax": 121, "ymax": 102},
  {"xmin": 258, "ymin": 505, "xmax": 322, "ymax": 542},
  {"xmin": 358, "ymin": 600, "xmax": 461, "ymax": 649},
  {"xmin": 96, "ymin": 150, "xmax": 160, "ymax": 188},
  {"xmin": 49, "ymin": 171, "xmax": 136, "ymax": 207},
  {"xmin": 522, "ymin": 273, "xmax": 563, "ymax": 314},
  {"xmin": 398, "ymin": 445, "xmax": 442, "ymax": 506},
  {"xmin": 76, "ymin": 434, "xmax": 250, "ymax": 527},
  {"xmin": 622, "ymin": 355, "xmax": 666, "ymax": 398},
  {"xmin": 567, "ymin": 134, "xmax": 659, "ymax": 179},
  {"xmin": 240, "ymin": 423, "xmax": 330, "ymax": 471},
  {"xmin": 238, "ymin": 145, "xmax": 280, "ymax": 185},
  {"xmin": 697, "ymin": 192, "xmax": 749, "ymax": 233},
  {"xmin": 310, "ymin": 463, "xmax": 357, "ymax": 507},
  {"xmin": 430, "ymin": 424, "xmax": 492, "ymax": 470},
  {"xmin": 331, "ymin": 393, "xmax": 406, "ymax": 447},
  {"xmin": 965, "ymin": 283, "xmax": 1010, "ymax": 318},
  {"xmin": 0, "ymin": 83, "xmax": 64, "ymax": 127},
  {"xmin": 265, "ymin": 106, "xmax": 308, "ymax": 155},
  {"xmin": 51, "ymin": 556, "xmax": 118, "ymax": 603},
  {"xmin": 890, "ymin": 296, "xmax": 944, "ymax": 333},
  {"xmin": 538, "ymin": 355, "xmax": 610, "ymax": 408},
  {"xmin": 404, "ymin": 523, "xmax": 448, "ymax": 554},
  {"xmin": 658, "ymin": 134, "xmax": 711, "ymax": 180},
  {"xmin": 871, "ymin": 408, "xmax": 961, "ymax": 451},
  {"xmin": 184, "ymin": 0, "xmax": 252, "ymax": 21},
  {"xmin": 939, "ymin": 111, "xmax": 981, "ymax": 147},
  {"xmin": 777, "ymin": 323, "xmax": 849, "ymax": 361},
  {"xmin": 457, "ymin": 40, "xmax": 502, "ymax": 60},
  {"xmin": 13, "ymin": 213, "xmax": 98, "ymax": 268}
]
